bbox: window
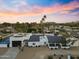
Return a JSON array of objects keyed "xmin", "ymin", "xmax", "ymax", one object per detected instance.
[
  {"xmin": 56, "ymin": 44, "xmax": 60, "ymax": 46},
  {"xmin": 50, "ymin": 44, "xmax": 55, "ymax": 46},
  {"xmin": 33, "ymin": 43, "xmax": 35, "ymax": 45},
  {"xmin": 44, "ymin": 42, "xmax": 46, "ymax": 44}
]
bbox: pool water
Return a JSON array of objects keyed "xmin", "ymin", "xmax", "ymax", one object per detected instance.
[{"xmin": 0, "ymin": 37, "xmax": 10, "ymax": 44}]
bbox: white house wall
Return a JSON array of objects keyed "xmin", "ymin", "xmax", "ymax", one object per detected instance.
[
  {"xmin": 28, "ymin": 35, "xmax": 49, "ymax": 47},
  {"xmin": 9, "ymin": 33, "xmax": 32, "ymax": 47},
  {"xmin": 24, "ymin": 33, "xmax": 32, "ymax": 40},
  {"xmin": 28, "ymin": 42, "xmax": 40, "ymax": 47},
  {"xmin": 39, "ymin": 36, "xmax": 48, "ymax": 46},
  {"xmin": 48, "ymin": 43, "xmax": 56, "ymax": 49},
  {"xmin": 9, "ymin": 36, "xmax": 25, "ymax": 47},
  {"xmin": 10, "ymin": 40, "xmax": 24, "ymax": 47}
]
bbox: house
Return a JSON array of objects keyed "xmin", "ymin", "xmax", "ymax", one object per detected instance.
[
  {"xmin": 0, "ymin": 26, "xmax": 16, "ymax": 33},
  {"xmin": 70, "ymin": 31, "xmax": 79, "ymax": 38},
  {"xmin": 72, "ymin": 40, "xmax": 79, "ymax": 47},
  {"xmin": 28, "ymin": 35, "xmax": 48, "ymax": 47},
  {"xmin": 9, "ymin": 33, "xmax": 31, "ymax": 47},
  {"xmin": 0, "ymin": 33, "xmax": 32, "ymax": 48},
  {"xmin": 28, "ymin": 35, "xmax": 40, "ymax": 47},
  {"xmin": 64, "ymin": 26, "xmax": 71, "ymax": 31},
  {"xmin": 66, "ymin": 37, "xmax": 79, "ymax": 47},
  {"xmin": 47, "ymin": 35, "xmax": 69, "ymax": 49}
]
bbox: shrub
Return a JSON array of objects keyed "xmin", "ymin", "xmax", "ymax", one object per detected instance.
[{"xmin": 48, "ymin": 55, "xmax": 53, "ymax": 59}]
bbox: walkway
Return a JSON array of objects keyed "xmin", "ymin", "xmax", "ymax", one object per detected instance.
[{"xmin": 0, "ymin": 48, "xmax": 19, "ymax": 59}]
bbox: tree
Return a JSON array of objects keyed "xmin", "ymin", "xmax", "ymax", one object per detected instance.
[
  {"xmin": 40, "ymin": 15, "xmax": 47, "ymax": 35},
  {"xmin": 14, "ymin": 22, "xmax": 27, "ymax": 32},
  {"xmin": 48, "ymin": 55, "xmax": 53, "ymax": 59},
  {"xmin": 2, "ymin": 22, "xmax": 11, "ymax": 27}
]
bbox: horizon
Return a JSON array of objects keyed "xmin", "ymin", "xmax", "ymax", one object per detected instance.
[
  {"xmin": 0, "ymin": 20, "xmax": 79, "ymax": 24},
  {"xmin": 0, "ymin": 0, "xmax": 79, "ymax": 23}
]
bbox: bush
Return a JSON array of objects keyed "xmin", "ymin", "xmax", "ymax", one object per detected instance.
[
  {"xmin": 77, "ymin": 57, "xmax": 79, "ymax": 59},
  {"xmin": 48, "ymin": 55, "xmax": 53, "ymax": 59},
  {"xmin": 71, "ymin": 56, "xmax": 75, "ymax": 59}
]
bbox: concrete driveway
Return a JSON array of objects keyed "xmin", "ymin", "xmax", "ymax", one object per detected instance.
[{"xmin": 0, "ymin": 48, "xmax": 19, "ymax": 59}]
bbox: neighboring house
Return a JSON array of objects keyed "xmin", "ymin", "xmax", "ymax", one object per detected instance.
[
  {"xmin": 0, "ymin": 33, "xmax": 32, "ymax": 48},
  {"xmin": 0, "ymin": 26, "xmax": 16, "ymax": 33},
  {"xmin": 54, "ymin": 29, "xmax": 59, "ymax": 33},
  {"xmin": 70, "ymin": 31, "xmax": 79, "ymax": 38},
  {"xmin": 66, "ymin": 37, "xmax": 79, "ymax": 47},
  {"xmin": 5, "ymin": 27, "xmax": 16, "ymax": 33},
  {"xmin": 64, "ymin": 26, "xmax": 72, "ymax": 31},
  {"xmin": 28, "ymin": 35, "xmax": 48, "ymax": 47},
  {"xmin": 72, "ymin": 40, "xmax": 79, "ymax": 47},
  {"xmin": 9, "ymin": 33, "xmax": 30, "ymax": 47},
  {"xmin": 47, "ymin": 35, "xmax": 69, "ymax": 49}
]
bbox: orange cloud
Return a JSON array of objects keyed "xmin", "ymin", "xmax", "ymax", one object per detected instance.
[
  {"xmin": 40, "ymin": 1, "xmax": 79, "ymax": 14},
  {"xmin": 0, "ymin": 1, "xmax": 79, "ymax": 16}
]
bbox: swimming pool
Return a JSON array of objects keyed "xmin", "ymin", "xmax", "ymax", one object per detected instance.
[{"xmin": 0, "ymin": 37, "xmax": 10, "ymax": 44}]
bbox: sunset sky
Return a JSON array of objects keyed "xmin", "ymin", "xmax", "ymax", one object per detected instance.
[{"xmin": 0, "ymin": 0, "xmax": 79, "ymax": 23}]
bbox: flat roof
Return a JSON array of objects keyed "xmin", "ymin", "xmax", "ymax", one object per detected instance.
[
  {"xmin": 47, "ymin": 35, "xmax": 66, "ymax": 44},
  {"xmin": 28, "ymin": 35, "xmax": 42, "ymax": 42}
]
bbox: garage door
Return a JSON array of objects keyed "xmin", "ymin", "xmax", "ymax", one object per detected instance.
[{"xmin": 12, "ymin": 41, "xmax": 21, "ymax": 47}]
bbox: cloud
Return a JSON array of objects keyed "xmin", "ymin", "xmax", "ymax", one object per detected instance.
[
  {"xmin": 0, "ymin": 0, "xmax": 79, "ymax": 23},
  {"xmin": 0, "ymin": 0, "xmax": 78, "ymax": 16},
  {"xmin": 0, "ymin": 0, "xmax": 30, "ymax": 12},
  {"xmin": 70, "ymin": 8, "xmax": 79, "ymax": 12}
]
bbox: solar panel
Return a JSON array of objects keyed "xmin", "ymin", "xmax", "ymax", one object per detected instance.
[
  {"xmin": 28, "ymin": 35, "xmax": 41, "ymax": 42},
  {"xmin": 47, "ymin": 35, "xmax": 66, "ymax": 44}
]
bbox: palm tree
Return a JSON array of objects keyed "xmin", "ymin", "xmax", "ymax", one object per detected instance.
[
  {"xmin": 40, "ymin": 15, "xmax": 47, "ymax": 35},
  {"xmin": 44, "ymin": 15, "xmax": 47, "ymax": 19}
]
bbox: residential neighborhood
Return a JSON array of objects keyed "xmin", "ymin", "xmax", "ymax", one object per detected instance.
[
  {"xmin": 0, "ymin": 22, "xmax": 79, "ymax": 59},
  {"xmin": 0, "ymin": 0, "xmax": 79, "ymax": 59},
  {"xmin": 0, "ymin": 16, "xmax": 79, "ymax": 59}
]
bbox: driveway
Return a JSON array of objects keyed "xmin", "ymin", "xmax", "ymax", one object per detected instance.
[
  {"xmin": 0, "ymin": 48, "xmax": 19, "ymax": 59},
  {"xmin": 16, "ymin": 47, "xmax": 79, "ymax": 59}
]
